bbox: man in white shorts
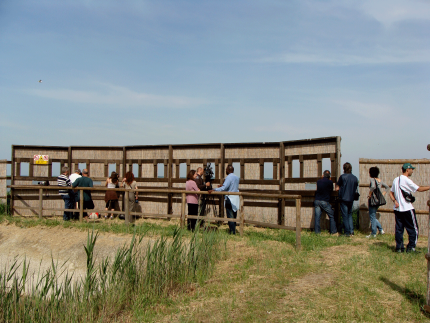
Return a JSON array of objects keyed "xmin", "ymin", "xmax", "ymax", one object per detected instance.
[{"xmin": 389, "ymin": 163, "xmax": 429, "ymax": 253}]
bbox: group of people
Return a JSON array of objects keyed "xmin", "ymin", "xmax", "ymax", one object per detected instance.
[
  {"xmin": 185, "ymin": 165, "xmax": 240, "ymax": 234},
  {"xmin": 314, "ymin": 162, "xmax": 429, "ymax": 253},
  {"xmin": 57, "ymin": 167, "xmax": 138, "ymax": 221}
]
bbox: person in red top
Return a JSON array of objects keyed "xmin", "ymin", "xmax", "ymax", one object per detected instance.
[{"xmin": 185, "ymin": 170, "xmax": 200, "ymax": 231}]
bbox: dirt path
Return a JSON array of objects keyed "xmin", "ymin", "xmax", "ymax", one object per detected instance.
[{"xmin": 0, "ymin": 223, "xmax": 149, "ymax": 282}]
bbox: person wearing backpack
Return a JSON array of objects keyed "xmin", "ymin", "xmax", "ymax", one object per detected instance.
[
  {"xmin": 390, "ymin": 163, "xmax": 429, "ymax": 253},
  {"xmin": 366, "ymin": 166, "xmax": 389, "ymax": 238}
]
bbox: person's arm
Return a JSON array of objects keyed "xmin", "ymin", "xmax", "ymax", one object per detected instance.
[
  {"xmin": 135, "ymin": 183, "xmax": 138, "ymax": 199},
  {"xmin": 105, "ymin": 178, "xmax": 109, "ymax": 187},
  {"xmin": 389, "ymin": 191, "xmax": 399, "ymax": 208},
  {"xmin": 215, "ymin": 176, "xmax": 231, "ymax": 192},
  {"xmin": 417, "ymin": 186, "xmax": 430, "ymax": 192},
  {"xmin": 72, "ymin": 177, "xmax": 79, "ymax": 188}
]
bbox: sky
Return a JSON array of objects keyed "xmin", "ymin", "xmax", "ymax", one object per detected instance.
[{"xmin": 1, "ymin": 0, "xmax": 429, "ymax": 179}]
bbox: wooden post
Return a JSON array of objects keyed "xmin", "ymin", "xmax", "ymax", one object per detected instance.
[
  {"xmin": 239, "ymin": 195, "xmax": 244, "ymax": 236},
  {"xmin": 38, "ymin": 188, "xmax": 43, "ymax": 219},
  {"xmin": 296, "ymin": 198, "xmax": 301, "ymax": 251},
  {"xmin": 79, "ymin": 189, "xmax": 84, "ymax": 222},
  {"xmin": 317, "ymin": 154, "xmax": 322, "ymax": 177},
  {"xmin": 181, "ymin": 193, "xmax": 186, "ymax": 228},
  {"xmin": 426, "ymin": 199, "xmax": 430, "ymax": 312},
  {"xmin": 299, "ymin": 155, "xmax": 304, "ymax": 178},
  {"xmin": 278, "ymin": 142, "xmax": 285, "ymax": 225},
  {"xmin": 125, "ymin": 191, "xmax": 130, "ymax": 224}
]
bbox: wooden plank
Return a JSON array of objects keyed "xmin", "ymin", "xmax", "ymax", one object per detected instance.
[
  {"xmin": 299, "ymin": 155, "xmax": 304, "ymax": 178},
  {"xmin": 273, "ymin": 158, "xmax": 278, "ymax": 181},
  {"xmin": 359, "ymin": 158, "xmax": 430, "ymax": 164},
  {"xmin": 168, "ymin": 146, "xmax": 173, "ymax": 216},
  {"xmin": 296, "ymin": 198, "xmax": 301, "ymax": 251},
  {"xmin": 240, "ymin": 159, "xmax": 245, "ymax": 180},
  {"xmin": 175, "ymin": 159, "xmax": 180, "ymax": 179},
  {"xmin": 125, "ymin": 191, "xmax": 130, "ymax": 224},
  {"xmin": 317, "ymin": 154, "xmax": 322, "ymax": 177},
  {"xmin": 79, "ymin": 190, "xmax": 84, "ymax": 222},
  {"xmin": 186, "ymin": 159, "xmax": 190, "ymax": 175},
  {"xmin": 287, "ymin": 156, "xmax": 293, "ymax": 178},
  {"xmin": 181, "ymin": 192, "xmax": 186, "ymax": 228},
  {"xmin": 259, "ymin": 158, "xmax": 264, "ymax": 180},
  {"xmin": 137, "ymin": 159, "xmax": 142, "ymax": 178},
  {"xmin": 38, "ymin": 188, "xmax": 43, "ymax": 219},
  {"xmin": 153, "ymin": 159, "xmax": 157, "ymax": 178},
  {"xmin": 239, "ymin": 195, "xmax": 244, "ymax": 236},
  {"xmin": 244, "ymin": 219, "xmax": 295, "ymax": 230},
  {"xmin": 29, "ymin": 159, "xmax": 34, "ymax": 177}
]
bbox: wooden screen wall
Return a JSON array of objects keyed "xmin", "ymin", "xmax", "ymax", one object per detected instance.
[
  {"xmin": 359, "ymin": 158, "xmax": 430, "ymax": 236},
  {"xmin": 10, "ymin": 136, "xmax": 341, "ymax": 228}
]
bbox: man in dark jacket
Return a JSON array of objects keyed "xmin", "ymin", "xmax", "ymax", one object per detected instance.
[
  {"xmin": 72, "ymin": 168, "xmax": 94, "ymax": 219},
  {"xmin": 195, "ymin": 167, "xmax": 210, "ymax": 216},
  {"xmin": 314, "ymin": 170, "xmax": 336, "ymax": 234},
  {"xmin": 336, "ymin": 162, "xmax": 358, "ymax": 237}
]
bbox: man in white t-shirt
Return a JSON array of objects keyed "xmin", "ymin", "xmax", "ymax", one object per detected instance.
[{"xmin": 389, "ymin": 163, "xmax": 429, "ymax": 253}]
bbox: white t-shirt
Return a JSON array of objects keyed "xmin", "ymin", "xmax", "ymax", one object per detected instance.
[
  {"xmin": 391, "ymin": 175, "xmax": 419, "ymax": 212},
  {"xmin": 69, "ymin": 173, "xmax": 82, "ymax": 184}
]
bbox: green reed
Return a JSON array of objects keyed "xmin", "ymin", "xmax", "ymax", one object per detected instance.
[{"xmin": 0, "ymin": 227, "xmax": 223, "ymax": 322}]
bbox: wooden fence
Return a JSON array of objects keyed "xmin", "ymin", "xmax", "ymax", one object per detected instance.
[
  {"xmin": 9, "ymin": 137, "xmax": 341, "ymax": 231},
  {"xmin": 10, "ymin": 185, "xmax": 303, "ymax": 250}
]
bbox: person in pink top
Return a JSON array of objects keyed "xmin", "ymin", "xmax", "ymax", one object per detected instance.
[{"xmin": 186, "ymin": 170, "xmax": 200, "ymax": 231}]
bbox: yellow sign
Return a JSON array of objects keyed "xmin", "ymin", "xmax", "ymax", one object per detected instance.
[{"xmin": 34, "ymin": 155, "xmax": 49, "ymax": 165}]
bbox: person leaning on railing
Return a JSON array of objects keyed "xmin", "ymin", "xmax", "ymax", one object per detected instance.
[
  {"xmin": 208, "ymin": 165, "xmax": 240, "ymax": 235},
  {"xmin": 122, "ymin": 172, "xmax": 138, "ymax": 214},
  {"xmin": 104, "ymin": 171, "xmax": 120, "ymax": 219},
  {"xmin": 72, "ymin": 169, "xmax": 94, "ymax": 220},
  {"xmin": 57, "ymin": 166, "xmax": 73, "ymax": 221}
]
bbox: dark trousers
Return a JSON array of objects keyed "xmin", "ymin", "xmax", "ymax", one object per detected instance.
[
  {"xmin": 187, "ymin": 203, "xmax": 198, "ymax": 231},
  {"xmin": 395, "ymin": 209, "xmax": 418, "ymax": 251},
  {"xmin": 226, "ymin": 207, "xmax": 237, "ymax": 234},
  {"xmin": 62, "ymin": 194, "xmax": 74, "ymax": 221},
  {"xmin": 340, "ymin": 201, "xmax": 354, "ymax": 235},
  {"xmin": 314, "ymin": 200, "xmax": 337, "ymax": 234}
]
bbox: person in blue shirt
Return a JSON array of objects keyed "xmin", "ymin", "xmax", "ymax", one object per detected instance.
[
  {"xmin": 336, "ymin": 162, "xmax": 358, "ymax": 237},
  {"xmin": 209, "ymin": 165, "xmax": 240, "ymax": 234},
  {"xmin": 314, "ymin": 170, "xmax": 336, "ymax": 234}
]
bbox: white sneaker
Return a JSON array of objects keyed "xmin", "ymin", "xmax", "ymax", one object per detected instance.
[
  {"xmin": 380, "ymin": 230, "xmax": 385, "ymax": 235},
  {"xmin": 366, "ymin": 234, "xmax": 376, "ymax": 238}
]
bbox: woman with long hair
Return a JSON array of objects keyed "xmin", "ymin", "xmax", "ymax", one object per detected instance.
[
  {"xmin": 123, "ymin": 171, "xmax": 138, "ymax": 215},
  {"xmin": 104, "ymin": 171, "xmax": 120, "ymax": 219},
  {"xmin": 186, "ymin": 169, "xmax": 200, "ymax": 231},
  {"xmin": 367, "ymin": 166, "xmax": 389, "ymax": 238}
]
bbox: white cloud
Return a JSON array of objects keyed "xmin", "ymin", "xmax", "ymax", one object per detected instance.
[
  {"xmin": 257, "ymin": 48, "xmax": 430, "ymax": 65},
  {"xmin": 25, "ymin": 83, "xmax": 208, "ymax": 108},
  {"xmin": 359, "ymin": 0, "xmax": 430, "ymax": 28}
]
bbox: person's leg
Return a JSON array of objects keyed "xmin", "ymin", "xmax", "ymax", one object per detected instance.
[
  {"xmin": 347, "ymin": 202, "xmax": 354, "ymax": 235},
  {"xmin": 320, "ymin": 201, "xmax": 337, "ymax": 234},
  {"xmin": 404, "ymin": 209, "xmax": 419, "ymax": 251},
  {"xmin": 394, "ymin": 211, "xmax": 405, "ymax": 251},
  {"xmin": 62, "ymin": 195, "xmax": 71, "ymax": 221},
  {"xmin": 368, "ymin": 205, "xmax": 378, "ymax": 235},
  {"xmin": 340, "ymin": 202, "xmax": 351, "ymax": 235},
  {"xmin": 188, "ymin": 203, "xmax": 198, "ymax": 231},
  {"xmin": 314, "ymin": 200, "xmax": 322, "ymax": 234},
  {"xmin": 226, "ymin": 207, "xmax": 237, "ymax": 234}
]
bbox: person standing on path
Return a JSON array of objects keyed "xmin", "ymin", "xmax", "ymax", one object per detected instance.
[
  {"xmin": 366, "ymin": 166, "xmax": 388, "ymax": 238},
  {"xmin": 58, "ymin": 166, "xmax": 73, "ymax": 221},
  {"xmin": 314, "ymin": 170, "xmax": 336, "ymax": 234},
  {"xmin": 389, "ymin": 163, "xmax": 429, "ymax": 253},
  {"xmin": 72, "ymin": 169, "xmax": 94, "ymax": 220},
  {"xmin": 209, "ymin": 165, "xmax": 240, "ymax": 234},
  {"xmin": 335, "ymin": 162, "xmax": 358, "ymax": 237}
]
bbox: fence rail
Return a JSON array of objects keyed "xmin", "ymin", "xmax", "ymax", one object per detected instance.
[{"xmin": 10, "ymin": 185, "xmax": 303, "ymax": 250}]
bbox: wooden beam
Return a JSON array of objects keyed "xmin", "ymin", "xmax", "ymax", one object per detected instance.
[
  {"xmin": 299, "ymin": 155, "xmax": 304, "ymax": 178},
  {"xmin": 296, "ymin": 198, "xmax": 301, "ymax": 251}
]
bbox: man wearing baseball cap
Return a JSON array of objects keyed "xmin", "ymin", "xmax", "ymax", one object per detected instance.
[{"xmin": 389, "ymin": 163, "xmax": 429, "ymax": 253}]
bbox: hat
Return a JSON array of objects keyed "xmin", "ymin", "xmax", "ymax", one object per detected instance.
[{"xmin": 402, "ymin": 163, "xmax": 415, "ymax": 170}]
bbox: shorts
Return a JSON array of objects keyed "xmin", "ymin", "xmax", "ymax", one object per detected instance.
[{"xmin": 106, "ymin": 200, "xmax": 119, "ymax": 210}]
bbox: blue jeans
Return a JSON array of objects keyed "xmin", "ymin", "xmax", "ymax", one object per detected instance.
[
  {"xmin": 226, "ymin": 207, "xmax": 237, "ymax": 234},
  {"xmin": 314, "ymin": 200, "xmax": 337, "ymax": 234},
  {"xmin": 62, "ymin": 194, "xmax": 74, "ymax": 221},
  {"xmin": 368, "ymin": 205, "xmax": 383, "ymax": 235},
  {"xmin": 340, "ymin": 201, "xmax": 354, "ymax": 235}
]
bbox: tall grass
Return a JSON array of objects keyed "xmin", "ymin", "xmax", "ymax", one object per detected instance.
[{"xmin": 0, "ymin": 227, "xmax": 223, "ymax": 322}]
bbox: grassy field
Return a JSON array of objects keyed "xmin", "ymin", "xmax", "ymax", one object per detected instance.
[{"xmin": 0, "ymin": 212, "xmax": 430, "ymax": 322}]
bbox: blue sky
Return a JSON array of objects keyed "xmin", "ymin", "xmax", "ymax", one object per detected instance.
[{"xmin": 1, "ymin": 0, "xmax": 429, "ymax": 178}]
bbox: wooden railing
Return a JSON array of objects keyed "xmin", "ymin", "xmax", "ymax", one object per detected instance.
[{"xmin": 10, "ymin": 185, "xmax": 303, "ymax": 250}]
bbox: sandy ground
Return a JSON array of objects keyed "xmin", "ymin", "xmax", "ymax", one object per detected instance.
[{"xmin": 0, "ymin": 223, "xmax": 148, "ymax": 284}]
